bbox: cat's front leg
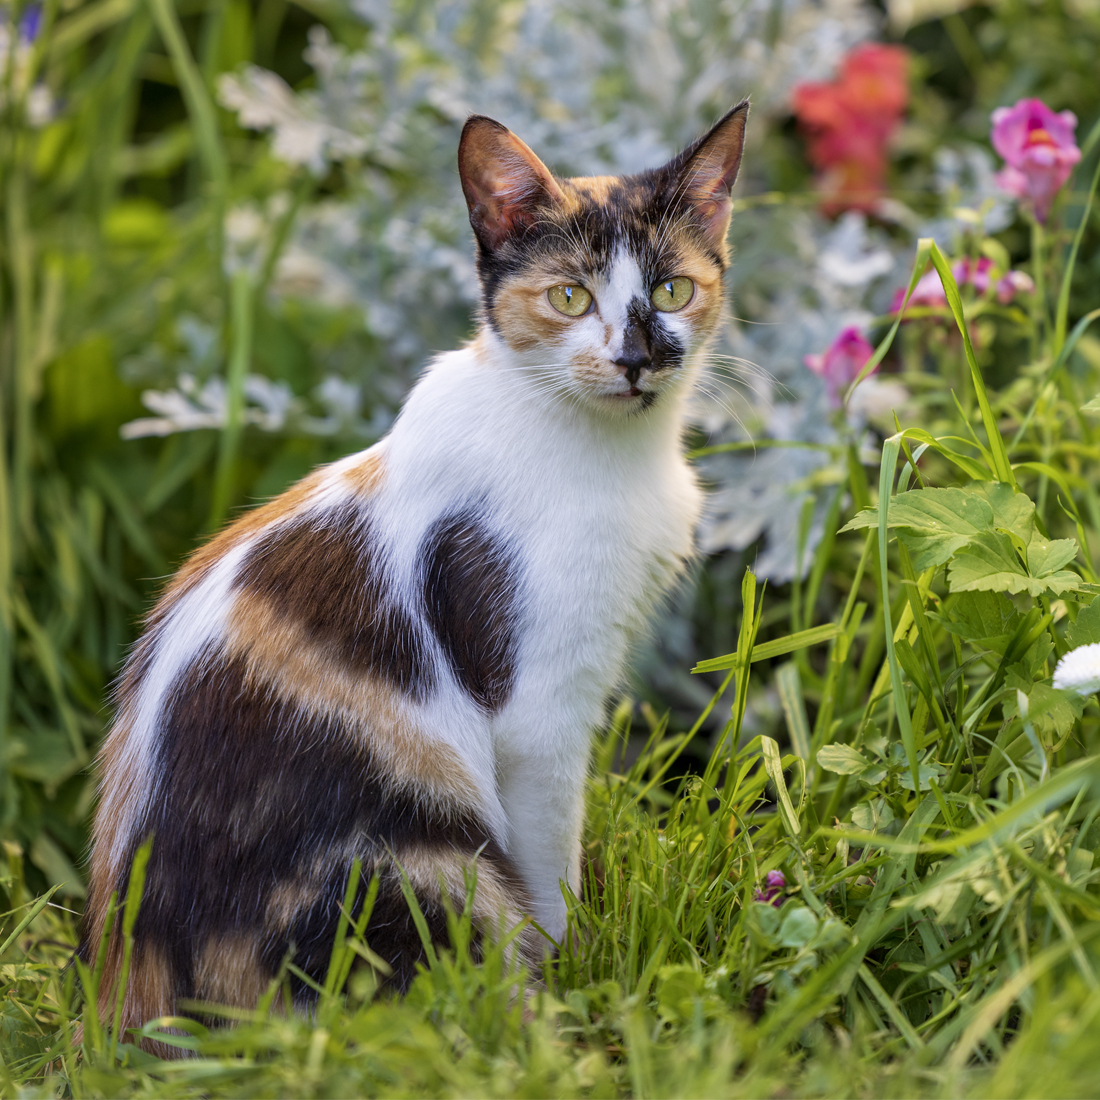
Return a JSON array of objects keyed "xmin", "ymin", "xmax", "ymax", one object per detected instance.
[{"xmin": 495, "ymin": 744, "xmax": 589, "ymax": 946}]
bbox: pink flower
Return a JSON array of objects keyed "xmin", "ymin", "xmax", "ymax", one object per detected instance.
[
  {"xmin": 804, "ymin": 327, "xmax": 876, "ymax": 406},
  {"xmin": 995, "ymin": 270, "xmax": 1035, "ymax": 304},
  {"xmin": 889, "ymin": 258, "xmax": 1002, "ymax": 314},
  {"xmin": 889, "ymin": 269, "xmax": 946, "ymax": 313},
  {"xmin": 991, "ymin": 99, "xmax": 1081, "ymax": 223},
  {"xmin": 953, "ymin": 257, "xmax": 993, "ymax": 295},
  {"xmin": 754, "ymin": 870, "xmax": 787, "ymax": 907}
]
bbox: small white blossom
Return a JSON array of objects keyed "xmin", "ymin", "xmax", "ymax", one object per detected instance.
[
  {"xmin": 120, "ymin": 374, "xmax": 297, "ymax": 439},
  {"xmin": 1053, "ymin": 643, "xmax": 1100, "ymax": 697}
]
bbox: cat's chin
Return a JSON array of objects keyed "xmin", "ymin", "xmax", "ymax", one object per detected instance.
[{"xmin": 585, "ymin": 387, "xmax": 660, "ymax": 416}]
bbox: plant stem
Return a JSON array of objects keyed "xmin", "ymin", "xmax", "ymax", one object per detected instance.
[
  {"xmin": 208, "ymin": 269, "xmax": 254, "ymax": 530},
  {"xmin": 1031, "ymin": 219, "xmax": 1048, "ymax": 355},
  {"xmin": 1054, "ymin": 143, "xmax": 1100, "ymax": 354}
]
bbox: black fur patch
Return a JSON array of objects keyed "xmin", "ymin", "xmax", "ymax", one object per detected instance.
[
  {"xmin": 420, "ymin": 512, "xmax": 520, "ymax": 712},
  {"xmin": 118, "ymin": 655, "xmax": 513, "ymax": 1002},
  {"xmin": 236, "ymin": 504, "xmax": 433, "ymax": 698}
]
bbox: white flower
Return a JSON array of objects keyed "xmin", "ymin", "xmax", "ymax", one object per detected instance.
[
  {"xmin": 1053, "ymin": 643, "xmax": 1100, "ymax": 697},
  {"xmin": 120, "ymin": 374, "xmax": 297, "ymax": 438}
]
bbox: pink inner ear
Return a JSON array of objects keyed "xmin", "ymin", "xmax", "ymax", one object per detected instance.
[{"xmin": 460, "ymin": 120, "xmax": 566, "ymax": 250}]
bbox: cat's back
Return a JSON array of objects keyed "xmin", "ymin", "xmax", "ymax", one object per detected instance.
[{"xmin": 82, "ymin": 426, "xmax": 530, "ymax": 1045}]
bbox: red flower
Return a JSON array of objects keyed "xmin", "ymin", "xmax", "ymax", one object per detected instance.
[{"xmin": 792, "ymin": 44, "xmax": 910, "ymax": 215}]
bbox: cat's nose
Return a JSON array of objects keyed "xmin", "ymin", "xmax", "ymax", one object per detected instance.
[
  {"xmin": 614, "ymin": 330, "xmax": 652, "ymax": 386},
  {"xmin": 613, "ymin": 352, "xmax": 651, "ymax": 386}
]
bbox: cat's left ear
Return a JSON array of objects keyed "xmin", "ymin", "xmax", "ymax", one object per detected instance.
[{"xmin": 663, "ymin": 100, "xmax": 749, "ymax": 248}]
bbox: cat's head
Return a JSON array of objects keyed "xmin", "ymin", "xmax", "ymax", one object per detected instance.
[{"xmin": 458, "ymin": 103, "xmax": 748, "ymax": 417}]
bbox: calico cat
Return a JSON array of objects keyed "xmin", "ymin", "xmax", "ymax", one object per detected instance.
[{"xmin": 80, "ymin": 100, "xmax": 749, "ymax": 1045}]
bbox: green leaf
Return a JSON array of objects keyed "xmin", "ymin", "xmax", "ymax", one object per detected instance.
[
  {"xmin": 817, "ymin": 744, "xmax": 871, "ymax": 775},
  {"xmin": 843, "ymin": 483, "xmax": 1048, "ymax": 573},
  {"xmin": 858, "ymin": 765, "xmax": 888, "ymax": 786},
  {"xmin": 927, "ymin": 240, "xmax": 1015, "ymax": 487},
  {"xmin": 972, "ymin": 480, "xmax": 1036, "ymax": 541},
  {"xmin": 843, "ymin": 485, "xmax": 992, "ymax": 542},
  {"xmin": 1004, "ymin": 671, "xmax": 1085, "ymax": 741},
  {"xmin": 1066, "ymin": 598, "xmax": 1100, "ymax": 649},
  {"xmin": 1027, "ymin": 537, "xmax": 1079, "ymax": 577},
  {"xmin": 777, "ymin": 907, "xmax": 818, "ymax": 949},
  {"xmin": 939, "ymin": 590, "xmax": 1021, "ymax": 649},
  {"xmin": 762, "ymin": 736, "xmax": 802, "ymax": 838},
  {"xmin": 1083, "ymin": 394, "xmax": 1100, "ymax": 415},
  {"xmin": 899, "ymin": 764, "xmax": 946, "ymax": 792},
  {"xmin": 691, "ymin": 622, "xmax": 839, "ymax": 673},
  {"xmin": 851, "ymin": 798, "xmax": 895, "ymax": 833},
  {"xmin": 948, "ymin": 530, "xmax": 1084, "ymax": 597}
]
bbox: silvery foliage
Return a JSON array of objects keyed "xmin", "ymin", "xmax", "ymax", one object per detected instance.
[{"xmin": 213, "ymin": 0, "xmax": 885, "ymax": 578}]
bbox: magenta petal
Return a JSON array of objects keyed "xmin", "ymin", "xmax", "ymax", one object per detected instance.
[{"xmin": 991, "ymin": 98, "xmax": 1081, "ymax": 222}]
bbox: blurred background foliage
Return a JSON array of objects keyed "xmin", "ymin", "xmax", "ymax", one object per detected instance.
[{"xmin": 0, "ymin": 0, "xmax": 1098, "ymax": 906}]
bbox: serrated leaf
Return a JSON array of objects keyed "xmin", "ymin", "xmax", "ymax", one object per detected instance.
[
  {"xmin": 1066, "ymin": 597, "xmax": 1100, "ymax": 649},
  {"xmin": 851, "ymin": 798, "xmax": 895, "ymax": 833},
  {"xmin": 1004, "ymin": 670, "xmax": 1085, "ymax": 741},
  {"xmin": 899, "ymin": 764, "xmax": 946, "ymax": 791},
  {"xmin": 897, "ymin": 531, "xmax": 966, "ymax": 572},
  {"xmin": 948, "ymin": 530, "xmax": 1084, "ymax": 597},
  {"xmin": 972, "ymin": 481, "xmax": 1036, "ymax": 541},
  {"xmin": 939, "ymin": 590, "xmax": 1020, "ymax": 648},
  {"xmin": 816, "ymin": 744, "xmax": 871, "ymax": 775},
  {"xmin": 843, "ymin": 483, "xmax": 1047, "ymax": 574},
  {"xmin": 1027, "ymin": 537, "xmax": 1078, "ymax": 576},
  {"xmin": 842, "ymin": 487, "xmax": 992, "ymax": 552}
]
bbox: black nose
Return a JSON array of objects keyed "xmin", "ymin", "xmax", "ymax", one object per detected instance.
[{"xmin": 614, "ymin": 327, "xmax": 652, "ymax": 385}]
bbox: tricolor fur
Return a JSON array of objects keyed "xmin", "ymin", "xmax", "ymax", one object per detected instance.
[{"xmin": 80, "ymin": 101, "xmax": 749, "ymax": 1050}]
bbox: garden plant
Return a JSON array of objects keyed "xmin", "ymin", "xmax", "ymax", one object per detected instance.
[{"xmin": 2, "ymin": 0, "xmax": 1100, "ymax": 1095}]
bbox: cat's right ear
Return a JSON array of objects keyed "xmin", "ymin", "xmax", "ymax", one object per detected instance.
[{"xmin": 459, "ymin": 116, "xmax": 567, "ymax": 252}]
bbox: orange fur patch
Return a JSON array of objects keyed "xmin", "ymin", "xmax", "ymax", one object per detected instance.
[
  {"xmin": 392, "ymin": 845, "xmax": 544, "ymax": 969},
  {"xmin": 224, "ymin": 591, "xmax": 481, "ymax": 814},
  {"xmin": 94, "ymin": 940, "xmax": 180, "ymax": 1058},
  {"xmin": 563, "ymin": 175, "xmax": 618, "ymax": 205},
  {"xmin": 83, "ymin": 712, "xmax": 144, "ymax": 963},
  {"xmin": 341, "ymin": 444, "xmax": 386, "ymax": 498},
  {"xmin": 194, "ymin": 934, "xmax": 270, "ymax": 1010},
  {"xmin": 493, "ymin": 274, "xmax": 575, "ymax": 353}
]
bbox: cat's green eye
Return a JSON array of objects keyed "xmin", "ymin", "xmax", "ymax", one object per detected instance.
[
  {"xmin": 651, "ymin": 277, "xmax": 694, "ymax": 312},
  {"xmin": 547, "ymin": 284, "xmax": 592, "ymax": 317}
]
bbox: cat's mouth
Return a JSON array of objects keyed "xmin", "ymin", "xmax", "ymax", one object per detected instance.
[{"xmin": 612, "ymin": 386, "xmax": 644, "ymax": 399}]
